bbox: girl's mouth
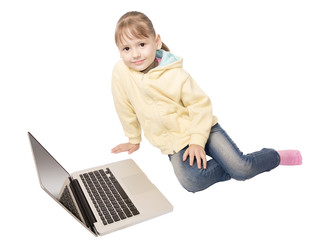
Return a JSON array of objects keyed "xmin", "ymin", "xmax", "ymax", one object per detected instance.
[{"xmin": 133, "ymin": 60, "xmax": 145, "ymax": 65}]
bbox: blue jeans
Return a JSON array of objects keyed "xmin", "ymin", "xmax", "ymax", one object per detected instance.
[{"xmin": 168, "ymin": 123, "xmax": 280, "ymax": 192}]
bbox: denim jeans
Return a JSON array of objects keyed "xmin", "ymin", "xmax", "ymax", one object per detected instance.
[{"xmin": 168, "ymin": 123, "xmax": 280, "ymax": 193}]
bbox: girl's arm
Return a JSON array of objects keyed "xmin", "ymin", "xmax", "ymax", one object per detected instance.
[
  {"xmin": 181, "ymin": 74, "xmax": 214, "ymax": 147},
  {"xmin": 111, "ymin": 62, "xmax": 142, "ymax": 147},
  {"xmin": 180, "ymin": 74, "xmax": 215, "ymax": 169}
]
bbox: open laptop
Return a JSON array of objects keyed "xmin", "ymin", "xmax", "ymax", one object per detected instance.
[{"xmin": 28, "ymin": 132, "xmax": 173, "ymax": 236}]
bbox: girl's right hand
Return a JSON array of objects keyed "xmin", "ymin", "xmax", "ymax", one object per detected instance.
[
  {"xmin": 111, "ymin": 143, "xmax": 140, "ymax": 154},
  {"xmin": 183, "ymin": 144, "xmax": 207, "ymax": 169}
]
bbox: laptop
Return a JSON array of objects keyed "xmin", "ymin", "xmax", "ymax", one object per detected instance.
[{"xmin": 28, "ymin": 132, "xmax": 173, "ymax": 236}]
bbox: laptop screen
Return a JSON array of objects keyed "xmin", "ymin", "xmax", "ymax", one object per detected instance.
[{"xmin": 29, "ymin": 133, "xmax": 70, "ymax": 199}]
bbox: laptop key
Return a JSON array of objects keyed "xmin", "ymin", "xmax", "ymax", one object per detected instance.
[
  {"xmin": 111, "ymin": 178, "xmax": 129, "ymax": 200},
  {"xmin": 122, "ymin": 207, "xmax": 132, "ymax": 217}
]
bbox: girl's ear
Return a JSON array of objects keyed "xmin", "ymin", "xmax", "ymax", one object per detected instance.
[{"xmin": 155, "ymin": 34, "xmax": 163, "ymax": 49}]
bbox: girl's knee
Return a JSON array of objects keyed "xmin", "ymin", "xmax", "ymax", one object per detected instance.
[
  {"xmin": 179, "ymin": 181, "xmax": 201, "ymax": 193},
  {"xmin": 228, "ymin": 164, "xmax": 257, "ymax": 181},
  {"xmin": 174, "ymin": 169, "xmax": 206, "ymax": 193},
  {"xmin": 169, "ymin": 151, "xmax": 229, "ymax": 193},
  {"xmin": 231, "ymin": 171, "xmax": 254, "ymax": 181}
]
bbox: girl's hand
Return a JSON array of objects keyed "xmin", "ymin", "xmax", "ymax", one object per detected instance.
[
  {"xmin": 183, "ymin": 144, "xmax": 207, "ymax": 169},
  {"xmin": 111, "ymin": 143, "xmax": 140, "ymax": 154}
]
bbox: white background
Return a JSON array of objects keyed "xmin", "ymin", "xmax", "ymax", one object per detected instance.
[{"xmin": 1, "ymin": 0, "xmax": 325, "ymax": 239}]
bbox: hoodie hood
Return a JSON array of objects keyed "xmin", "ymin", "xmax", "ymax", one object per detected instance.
[
  {"xmin": 148, "ymin": 49, "xmax": 183, "ymax": 79},
  {"xmin": 156, "ymin": 49, "xmax": 180, "ymax": 67}
]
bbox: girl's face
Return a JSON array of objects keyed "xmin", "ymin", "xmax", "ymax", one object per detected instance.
[{"xmin": 117, "ymin": 33, "xmax": 162, "ymax": 72}]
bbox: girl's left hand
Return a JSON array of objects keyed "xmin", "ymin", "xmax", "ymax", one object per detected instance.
[
  {"xmin": 111, "ymin": 143, "xmax": 140, "ymax": 154},
  {"xmin": 183, "ymin": 144, "xmax": 207, "ymax": 169}
]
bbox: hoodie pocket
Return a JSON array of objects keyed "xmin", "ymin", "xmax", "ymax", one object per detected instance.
[
  {"xmin": 144, "ymin": 120, "xmax": 164, "ymax": 148},
  {"xmin": 162, "ymin": 112, "xmax": 180, "ymax": 133}
]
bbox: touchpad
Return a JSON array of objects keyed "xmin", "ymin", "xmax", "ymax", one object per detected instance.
[{"xmin": 122, "ymin": 174, "xmax": 155, "ymax": 195}]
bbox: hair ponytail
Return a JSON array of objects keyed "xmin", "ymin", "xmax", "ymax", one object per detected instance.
[{"xmin": 161, "ymin": 42, "xmax": 170, "ymax": 52}]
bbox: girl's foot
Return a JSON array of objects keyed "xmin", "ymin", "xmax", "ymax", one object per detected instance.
[{"xmin": 277, "ymin": 150, "xmax": 302, "ymax": 165}]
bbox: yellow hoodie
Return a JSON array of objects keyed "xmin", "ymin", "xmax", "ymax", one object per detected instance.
[{"xmin": 111, "ymin": 50, "xmax": 218, "ymax": 154}]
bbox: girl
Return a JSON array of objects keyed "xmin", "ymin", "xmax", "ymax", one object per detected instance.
[{"xmin": 111, "ymin": 11, "xmax": 302, "ymax": 193}]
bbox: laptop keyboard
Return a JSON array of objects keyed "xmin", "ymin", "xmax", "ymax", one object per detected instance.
[{"xmin": 80, "ymin": 168, "xmax": 140, "ymax": 225}]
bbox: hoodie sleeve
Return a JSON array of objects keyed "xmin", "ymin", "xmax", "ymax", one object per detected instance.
[
  {"xmin": 180, "ymin": 73, "xmax": 214, "ymax": 148},
  {"xmin": 111, "ymin": 62, "xmax": 141, "ymax": 144}
]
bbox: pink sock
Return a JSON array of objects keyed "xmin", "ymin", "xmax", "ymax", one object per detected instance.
[{"xmin": 277, "ymin": 150, "xmax": 302, "ymax": 165}]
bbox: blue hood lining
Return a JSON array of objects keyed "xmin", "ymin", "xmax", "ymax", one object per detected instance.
[{"xmin": 156, "ymin": 49, "xmax": 179, "ymax": 67}]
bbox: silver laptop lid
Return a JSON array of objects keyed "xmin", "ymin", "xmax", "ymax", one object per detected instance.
[
  {"xmin": 29, "ymin": 132, "xmax": 98, "ymax": 236},
  {"xmin": 29, "ymin": 132, "xmax": 70, "ymax": 199}
]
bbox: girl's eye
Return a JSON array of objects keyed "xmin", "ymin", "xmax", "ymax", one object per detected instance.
[
  {"xmin": 140, "ymin": 43, "xmax": 145, "ymax": 47},
  {"xmin": 123, "ymin": 47, "xmax": 130, "ymax": 51}
]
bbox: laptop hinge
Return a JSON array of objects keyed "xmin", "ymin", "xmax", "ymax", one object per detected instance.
[{"xmin": 69, "ymin": 177, "xmax": 98, "ymax": 235}]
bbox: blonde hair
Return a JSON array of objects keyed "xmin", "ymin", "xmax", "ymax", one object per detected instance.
[{"xmin": 115, "ymin": 11, "xmax": 170, "ymax": 52}]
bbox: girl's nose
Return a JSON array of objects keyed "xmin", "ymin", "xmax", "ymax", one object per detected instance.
[{"xmin": 132, "ymin": 49, "xmax": 141, "ymax": 59}]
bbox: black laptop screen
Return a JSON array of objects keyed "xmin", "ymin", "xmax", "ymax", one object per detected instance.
[{"xmin": 29, "ymin": 133, "xmax": 70, "ymax": 199}]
